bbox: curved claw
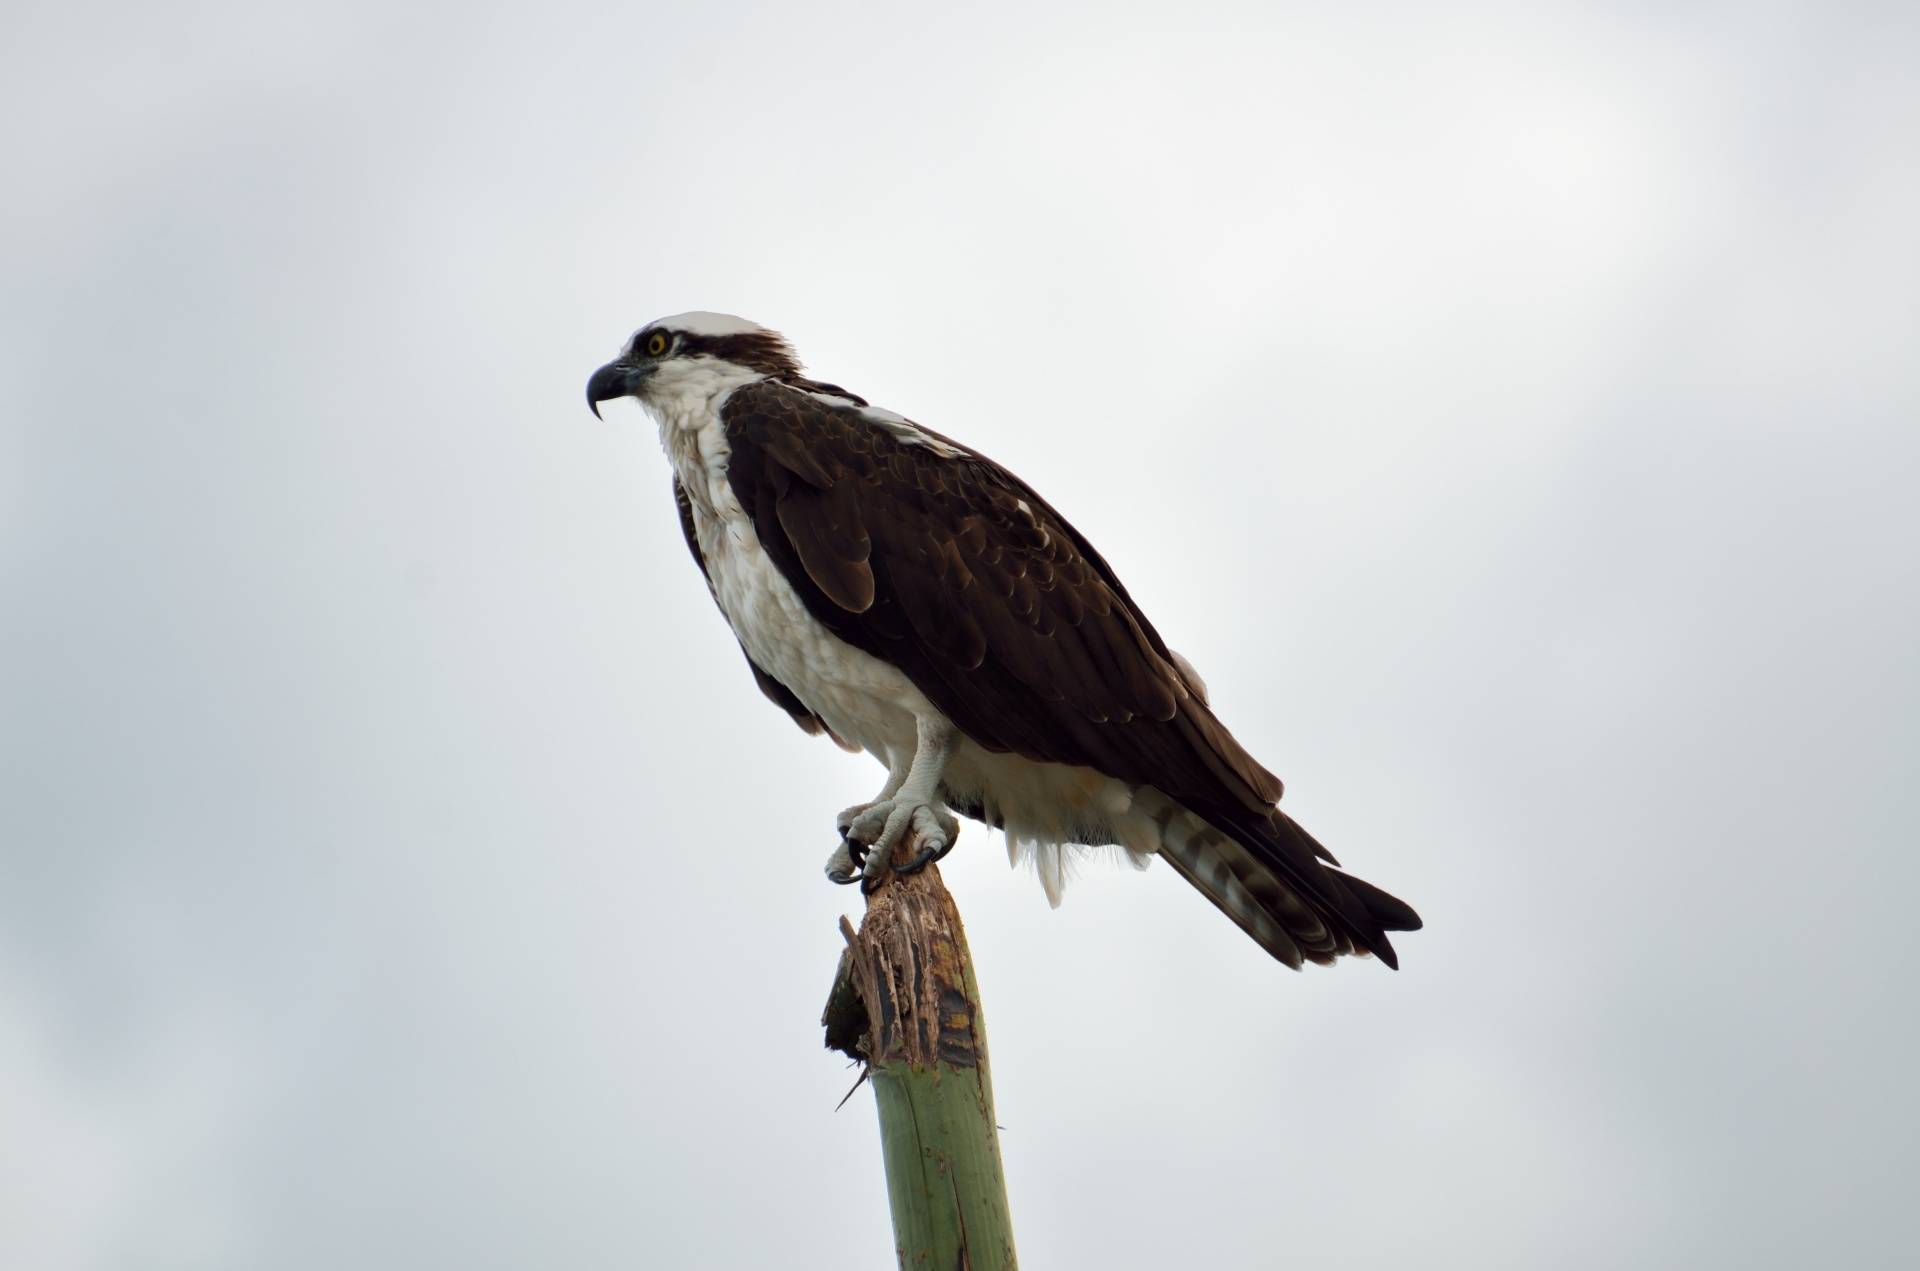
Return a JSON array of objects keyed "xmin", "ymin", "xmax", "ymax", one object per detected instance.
[
  {"xmin": 859, "ymin": 828, "xmax": 956, "ymax": 890},
  {"xmin": 824, "ymin": 838, "xmax": 868, "ymax": 886},
  {"xmin": 839, "ymin": 798, "xmax": 960, "ymax": 893},
  {"xmin": 893, "ymin": 843, "xmax": 940, "ymax": 877}
]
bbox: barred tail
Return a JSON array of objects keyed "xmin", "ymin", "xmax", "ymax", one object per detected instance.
[{"xmin": 1156, "ymin": 804, "xmax": 1421, "ymax": 970}]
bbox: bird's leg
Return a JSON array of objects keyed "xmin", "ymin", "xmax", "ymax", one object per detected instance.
[
  {"xmin": 825, "ymin": 754, "xmax": 911, "ymax": 885},
  {"xmin": 841, "ymin": 717, "xmax": 960, "ymax": 893}
]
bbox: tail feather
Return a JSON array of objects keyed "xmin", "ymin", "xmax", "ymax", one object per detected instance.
[
  {"xmin": 1158, "ymin": 804, "xmax": 1420, "ymax": 970},
  {"xmin": 1159, "ymin": 834, "xmax": 1310, "ymax": 968},
  {"xmin": 1331, "ymin": 867, "xmax": 1423, "ymax": 932}
]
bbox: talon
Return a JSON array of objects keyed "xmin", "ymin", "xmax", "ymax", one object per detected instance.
[
  {"xmin": 895, "ymin": 843, "xmax": 940, "ymax": 876},
  {"xmin": 824, "ymin": 839, "xmax": 866, "ymax": 885},
  {"xmin": 835, "ymin": 787, "xmax": 961, "ymax": 894},
  {"xmin": 858, "ymin": 831, "xmax": 894, "ymax": 890}
]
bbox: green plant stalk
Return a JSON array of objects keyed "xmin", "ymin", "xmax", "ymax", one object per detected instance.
[{"xmin": 825, "ymin": 865, "xmax": 1018, "ymax": 1269}]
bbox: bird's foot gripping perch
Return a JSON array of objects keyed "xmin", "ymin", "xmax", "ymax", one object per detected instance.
[
  {"xmin": 825, "ymin": 770, "xmax": 908, "ymax": 886},
  {"xmin": 822, "ymin": 718, "xmax": 959, "ymax": 892},
  {"xmin": 835, "ymin": 799, "xmax": 960, "ymax": 890}
]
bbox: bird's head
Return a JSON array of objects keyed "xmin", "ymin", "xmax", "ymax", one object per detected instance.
[{"xmin": 586, "ymin": 312, "xmax": 800, "ymax": 418}]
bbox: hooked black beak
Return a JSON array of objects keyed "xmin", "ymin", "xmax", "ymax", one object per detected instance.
[{"xmin": 586, "ymin": 360, "xmax": 651, "ymax": 419}]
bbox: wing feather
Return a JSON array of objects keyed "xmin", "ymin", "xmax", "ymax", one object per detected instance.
[
  {"xmin": 718, "ymin": 380, "xmax": 1408, "ymax": 958},
  {"xmin": 720, "ymin": 381, "xmax": 1276, "ymax": 802},
  {"xmin": 773, "ymin": 477, "xmax": 875, "ymax": 613}
]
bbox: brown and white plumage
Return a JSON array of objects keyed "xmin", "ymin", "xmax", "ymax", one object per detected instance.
[{"xmin": 587, "ymin": 313, "xmax": 1420, "ymax": 969}]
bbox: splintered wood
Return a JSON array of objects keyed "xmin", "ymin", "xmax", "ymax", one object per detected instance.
[{"xmin": 823, "ymin": 865, "xmax": 980, "ymax": 1070}]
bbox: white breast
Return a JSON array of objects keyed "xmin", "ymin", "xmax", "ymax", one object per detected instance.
[{"xmin": 648, "ymin": 376, "xmax": 934, "ymax": 768}]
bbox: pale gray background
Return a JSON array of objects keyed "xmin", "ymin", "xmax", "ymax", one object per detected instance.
[{"xmin": 3, "ymin": 2, "xmax": 1916, "ymax": 1267}]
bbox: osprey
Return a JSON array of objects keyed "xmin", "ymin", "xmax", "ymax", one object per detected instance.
[{"xmin": 587, "ymin": 313, "xmax": 1421, "ymax": 968}]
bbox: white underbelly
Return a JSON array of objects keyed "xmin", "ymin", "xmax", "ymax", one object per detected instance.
[{"xmin": 695, "ymin": 508, "xmax": 930, "ymax": 763}]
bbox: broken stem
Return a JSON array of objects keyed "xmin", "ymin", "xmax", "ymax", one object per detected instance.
[{"xmin": 824, "ymin": 863, "xmax": 1018, "ymax": 1270}]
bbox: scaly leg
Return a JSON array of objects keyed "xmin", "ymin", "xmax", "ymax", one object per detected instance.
[{"xmin": 838, "ymin": 716, "xmax": 961, "ymax": 893}]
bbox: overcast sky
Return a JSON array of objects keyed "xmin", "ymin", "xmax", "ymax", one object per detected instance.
[{"xmin": 3, "ymin": 2, "xmax": 1917, "ymax": 1267}]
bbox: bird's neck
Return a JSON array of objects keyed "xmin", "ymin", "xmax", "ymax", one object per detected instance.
[
  {"xmin": 646, "ymin": 362, "xmax": 764, "ymax": 523},
  {"xmin": 643, "ymin": 358, "xmax": 766, "ymax": 440}
]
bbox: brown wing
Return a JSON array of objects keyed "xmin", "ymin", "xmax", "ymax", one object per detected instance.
[
  {"xmin": 721, "ymin": 383, "xmax": 1275, "ymax": 797},
  {"xmin": 721, "ymin": 383, "xmax": 1290, "ymax": 798},
  {"xmin": 672, "ymin": 476, "xmax": 852, "ymax": 748},
  {"xmin": 721, "ymin": 381, "xmax": 1412, "ymax": 962}
]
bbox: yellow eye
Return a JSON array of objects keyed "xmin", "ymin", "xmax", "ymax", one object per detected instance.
[{"xmin": 645, "ymin": 332, "xmax": 669, "ymax": 358}]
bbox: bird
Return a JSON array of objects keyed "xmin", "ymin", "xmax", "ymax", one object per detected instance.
[{"xmin": 586, "ymin": 313, "xmax": 1421, "ymax": 968}]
